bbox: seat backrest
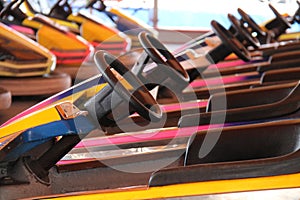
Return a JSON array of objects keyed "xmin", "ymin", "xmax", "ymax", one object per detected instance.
[
  {"xmin": 262, "ymin": 68, "xmax": 300, "ymax": 83},
  {"xmin": 185, "ymin": 121, "xmax": 300, "ymax": 165},
  {"xmin": 206, "ymin": 81, "xmax": 298, "ymax": 112}
]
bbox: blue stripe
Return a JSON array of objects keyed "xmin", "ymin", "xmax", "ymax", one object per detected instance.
[{"xmin": 2, "ymin": 115, "xmax": 95, "ymax": 162}]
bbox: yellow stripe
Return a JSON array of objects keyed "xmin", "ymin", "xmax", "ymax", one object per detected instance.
[
  {"xmin": 0, "ymin": 71, "xmax": 47, "ymax": 77},
  {"xmin": 85, "ymin": 84, "xmax": 107, "ymax": 96},
  {"xmin": 50, "ymin": 17, "xmax": 79, "ymax": 30},
  {"xmin": 43, "ymin": 173, "xmax": 300, "ymax": 199},
  {"xmin": 109, "ymin": 8, "xmax": 150, "ymax": 29},
  {"xmin": 67, "ymin": 14, "xmax": 125, "ymax": 43},
  {"xmin": 37, "ymin": 26, "xmax": 88, "ymax": 50},
  {"xmin": 67, "ymin": 14, "xmax": 85, "ymax": 24},
  {"xmin": 225, "ymin": 53, "xmax": 238, "ymax": 60},
  {"xmin": 0, "ymin": 106, "xmax": 61, "ymax": 139},
  {"xmin": 0, "ymin": 61, "xmax": 50, "ymax": 69},
  {"xmin": 279, "ymin": 32, "xmax": 300, "ymax": 41},
  {"xmin": 23, "ymin": 18, "xmax": 42, "ymax": 29},
  {"xmin": 53, "ymin": 84, "xmax": 107, "ymax": 106},
  {"xmin": 0, "ymin": 83, "xmax": 106, "ymax": 139}
]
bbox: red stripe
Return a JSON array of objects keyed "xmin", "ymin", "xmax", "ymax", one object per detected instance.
[
  {"xmin": 51, "ymin": 49, "xmax": 91, "ymax": 64},
  {"xmin": 51, "ymin": 49, "xmax": 90, "ymax": 57},
  {"xmin": 55, "ymin": 58, "xmax": 86, "ymax": 64}
]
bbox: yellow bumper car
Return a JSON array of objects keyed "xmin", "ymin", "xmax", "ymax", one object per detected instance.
[
  {"xmin": 0, "ymin": 22, "xmax": 70, "ymax": 95},
  {"xmin": 1, "ymin": 0, "xmax": 94, "ymax": 79}
]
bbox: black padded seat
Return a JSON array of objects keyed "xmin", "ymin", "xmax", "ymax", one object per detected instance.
[
  {"xmin": 179, "ymin": 81, "xmax": 300, "ymax": 127},
  {"xmin": 262, "ymin": 67, "xmax": 300, "ymax": 83},
  {"xmin": 185, "ymin": 120, "xmax": 300, "ymax": 165},
  {"xmin": 149, "ymin": 119, "xmax": 300, "ymax": 187},
  {"xmin": 206, "ymin": 81, "xmax": 298, "ymax": 112}
]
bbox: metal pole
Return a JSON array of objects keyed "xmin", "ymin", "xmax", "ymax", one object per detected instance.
[{"xmin": 153, "ymin": 0, "xmax": 158, "ymax": 28}]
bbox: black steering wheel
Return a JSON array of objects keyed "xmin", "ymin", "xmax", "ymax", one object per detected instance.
[
  {"xmin": 211, "ymin": 20, "xmax": 251, "ymax": 61},
  {"xmin": 228, "ymin": 13, "xmax": 260, "ymax": 49},
  {"xmin": 85, "ymin": 0, "xmax": 106, "ymax": 11},
  {"xmin": 237, "ymin": 8, "xmax": 266, "ymax": 37},
  {"xmin": 292, "ymin": 0, "xmax": 300, "ymax": 23},
  {"xmin": 49, "ymin": 0, "xmax": 72, "ymax": 19},
  {"xmin": 138, "ymin": 32, "xmax": 189, "ymax": 80},
  {"xmin": 269, "ymin": 3, "xmax": 291, "ymax": 27},
  {"xmin": 86, "ymin": 0, "xmax": 97, "ymax": 9},
  {"xmin": 0, "ymin": 0, "xmax": 16, "ymax": 18},
  {"xmin": 268, "ymin": 4, "xmax": 291, "ymax": 32},
  {"xmin": 136, "ymin": 32, "xmax": 190, "ymax": 92},
  {"xmin": 0, "ymin": 0, "xmax": 25, "ymax": 19},
  {"xmin": 90, "ymin": 50, "xmax": 162, "ymax": 123}
]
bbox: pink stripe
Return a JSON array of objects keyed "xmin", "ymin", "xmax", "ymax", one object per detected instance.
[
  {"xmin": 161, "ymin": 101, "xmax": 207, "ymax": 112},
  {"xmin": 10, "ymin": 25, "xmax": 35, "ymax": 35},
  {"xmin": 76, "ymin": 124, "xmax": 222, "ymax": 149},
  {"xmin": 190, "ymin": 76, "xmax": 247, "ymax": 88},
  {"xmin": 210, "ymin": 60, "xmax": 247, "ymax": 69},
  {"xmin": 58, "ymin": 159, "xmax": 92, "ymax": 165},
  {"xmin": 58, "ymin": 124, "xmax": 224, "ymax": 165}
]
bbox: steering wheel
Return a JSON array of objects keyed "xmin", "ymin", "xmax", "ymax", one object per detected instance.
[
  {"xmin": 211, "ymin": 20, "xmax": 251, "ymax": 61},
  {"xmin": 136, "ymin": 32, "xmax": 190, "ymax": 93},
  {"xmin": 91, "ymin": 50, "xmax": 162, "ymax": 123},
  {"xmin": 138, "ymin": 32, "xmax": 189, "ymax": 80},
  {"xmin": 49, "ymin": 0, "xmax": 72, "ymax": 18},
  {"xmin": 292, "ymin": 0, "xmax": 300, "ymax": 23},
  {"xmin": 86, "ymin": 0, "xmax": 97, "ymax": 9},
  {"xmin": 228, "ymin": 13, "xmax": 260, "ymax": 49},
  {"xmin": 268, "ymin": 4, "xmax": 291, "ymax": 29},
  {"xmin": 0, "ymin": 0, "xmax": 23, "ymax": 18},
  {"xmin": 85, "ymin": 0, "xmax": 106, "ymax": 11},
  {"xmin": 237, "ymin": 8, "xmax": 266, "ymax": 37}
]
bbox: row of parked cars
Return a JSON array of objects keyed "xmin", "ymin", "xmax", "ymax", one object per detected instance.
[{"xmin": 1, "ymin": 0, "xmax": 300, "ymax": 199}]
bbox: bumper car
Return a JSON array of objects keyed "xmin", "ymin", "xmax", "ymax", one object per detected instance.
[
  {"xmin": 22, "ymin": 0, "xmax": 131, "ymax": 56},
  {"xmin": 0, "ymin": 50, "xmax": 163, "ymax": 199},
  {"xmin": 237, "ymin": 4, "xmax": 291, "ymax": 44},
  {"xmin": 172, "ymin": 15, "xmax": 300, "ymax": 80},
  {"xmin": 177, "ymin": 3, "xmax": 300, "ymax": 61},
  {"xmin": 0, "ymin": 0, "xmax": 94, "ymax": 79},
  {"xmin": 0, "ymin": 49, "xmax": 300, "ymax": 199},
  {"xmin": 84, "ymin": 0, "xmax": 158, "ymax": 49},
  {"xmin": 121, "ymin": 5, "xmax": 300, "ymax": 73},
  {"xmin": 100, "ymin": 26, "xmax": 300, "ymax": 133},
  {"xmin": 226, "ymin": 4, "xmax": 300, "ymax": 53},
  {"xmin": 154, "ymin": 20, "xmax": 300, "ymax": 84},
  {"xmin": 0, "ymin": 22, "xmax": 70, "ymax": 96},
  {"xmin": 76, "ymin": 0, "xmax": 158, "ymax": 68},
  {"xmin": 259, "ymin": 2, "xmax": 300, "ymax": 42}
]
